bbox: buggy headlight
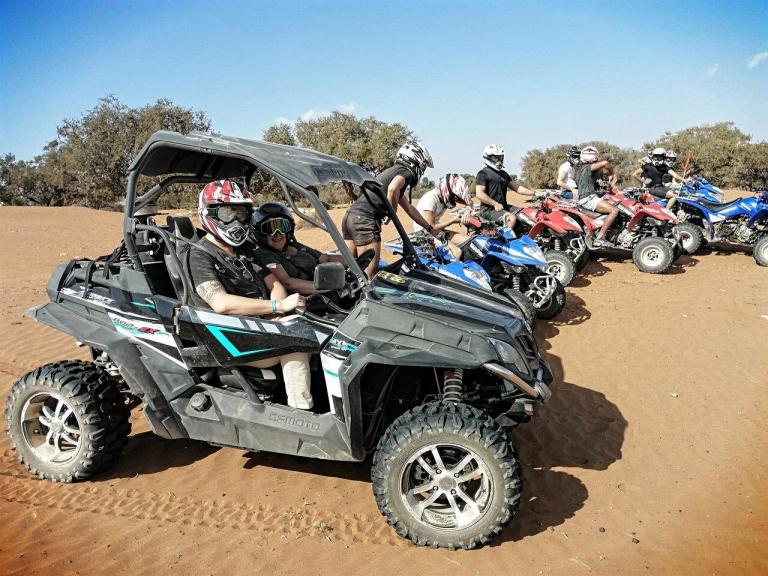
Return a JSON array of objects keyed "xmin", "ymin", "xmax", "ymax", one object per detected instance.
[
  {"xmin": 490, "ymin": 339, "xmax": 529, "ymax": 375},
  {"xmin": 465, "ymin": 268, "xmax": 492, "ymax": 290}
]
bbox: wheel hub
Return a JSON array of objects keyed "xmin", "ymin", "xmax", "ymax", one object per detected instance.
[{"xmin": 21, "ymin": 392, "xmax": 83, "ymax": 465}]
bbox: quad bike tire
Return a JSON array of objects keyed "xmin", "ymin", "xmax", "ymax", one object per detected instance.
[
  {"xmin": 543, "ymin": 249, "xmax": 575, "ymax": 287},
  {"xmin": 372, "ymin": 402, "xmax": 522, "ymax": 550},
  {"xmin": 5, "ymin": 360, "xmax": 131, "ymax": 482},
  {"xmin": 676, "ymin": 222, "xmax": 703, "ymax": 255},
  {"xmin": 502, "ymin": 287, "xmax": 536, "ymax": 330},
  {"xmin": 632, "ymin": 237, "xmax": 674, "ymax": 274},
  {"xmin": 533, "ymin": 279, "xmax": 566, "ymax": 320},
  {"xmin": 754, "ymin": 235, "xmax": 768, "ymax": 267},
  {"xmin": 575, "ymin": 248, "xmax": 590, "ymax": 271}
]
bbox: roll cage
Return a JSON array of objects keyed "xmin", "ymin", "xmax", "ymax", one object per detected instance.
[{"xmin": 123, "ymin": 130, "xmax": 423, "ymax": 304}]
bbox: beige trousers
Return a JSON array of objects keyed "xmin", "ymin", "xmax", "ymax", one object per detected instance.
[{"xmin": 247, "ymin": 352, "xmax": 313, "ymax": 409}]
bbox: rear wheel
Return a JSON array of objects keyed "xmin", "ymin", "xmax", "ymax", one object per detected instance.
[
  {"xmin": 543, "ymin": 250, "xmax": 575, "ymax": 286},
  {"xmin": 632, "ymin": 237, "xmax": 674, "ymax": 274},
  {"xmin": 754, "ymin": 235, "xmax": 768, "ymax": 266},
  {"xmin": 575, "ymin": 247, "xmax": 590, "ymax": 270},
  {"xmin": 676, "ymin": 222, "xmax": 703, "ymax": 255},
  {"xmin": 5, "ymin": 361, "xmax": 131, "ymax": 482},
  {"xmin": 372, "ymin": 402, "xmax": 522, "ymax": 550}
]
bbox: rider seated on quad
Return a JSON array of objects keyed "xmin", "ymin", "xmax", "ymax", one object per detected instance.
[
  {"xmin": 575, "ymin": 146, "xmax": 620, "ymax": 248},
  {"xmin": 556, "ymin": 146, "xmax": 581, "ymax": 199},
  {"xmin": 632, "ymin": 148, "xmax": 684, "ymax": 210},
  {"xmin": 413, "ymin": 173, "xmax": 474, "ymax": 259},
  {"xmin": 249, "ymin": 202, "xmax": 346, "ymax": 295},
  {"xmin": 475, "ymin": 144, "xmax": 535, "ymax": 230},
  {"xmin": 188, "ymin": 180, "xmax": 314, "ymax": 410}
]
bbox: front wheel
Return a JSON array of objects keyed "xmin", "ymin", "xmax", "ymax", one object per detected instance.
[
  {"xmin": 676, "ymin": 222, "xmax": 703, "ymax": 255},
  {"xmin": 544, "ymin": 249, "xmax": 576, "ymax": 287},
  {"xmin": 5, "ymin": 360, "xmax": 131, "ymax": 482},
  {"xmin": 754, "ymin": 235, "xmax": 768, "ymax": 266},
  {"xmin": 533, "ymin": 278, "xmax": 566, "ymax": 320},
  {"xmin": 575, "ymin": 246, "xmax": 590, "ymax": 271},
  {"xmin": 372, "ymin": 402, "xmax": 522, "ymax": 550},
  {"xmin": 502, "ymin": 287, "xmax": 536, "ymax": 330},
  {"xmin": 632, "ymin": 237, "xmax": 674, "ymax": 274}
]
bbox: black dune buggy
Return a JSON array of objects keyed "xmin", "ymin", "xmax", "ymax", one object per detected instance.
[{"xmin": 5, "ymin": 130, "xmax": 553, "ymax": 549}]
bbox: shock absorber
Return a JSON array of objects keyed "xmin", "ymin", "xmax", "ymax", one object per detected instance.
[
  {"xmin": 512, "ymin": 276, "xmax": 521, "ymax": 291},
  {"xmin": 442, "ymin": 368, "xmax": 464, "ymax": 404},
  {"xmin": 554, "ymin": 237, "xmax": 562, "ymax": 251}
]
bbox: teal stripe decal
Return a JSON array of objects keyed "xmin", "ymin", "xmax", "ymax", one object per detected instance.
[
  {"xmin": 131, "ymin": 301, "xmax": 156, "ymax": 309},
  {"xmin": 205, "ymin": 325, "xmax": 271, "ymax": 357}
]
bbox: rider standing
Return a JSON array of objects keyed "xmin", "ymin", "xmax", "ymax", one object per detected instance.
[
  {"xmin": 342, "ymin": 141, "xmax": 437, "ymax": 279},
  {"xmin": 575, "ymin": 146, "xmax": 619, "ymax": 247},
  {"xmin": 556, "ymin": 146, "xmax": 581, "ymax": 198},
  {"xmin": 475, "ymin": 144, "xmax": 535, "ymax": 229}
]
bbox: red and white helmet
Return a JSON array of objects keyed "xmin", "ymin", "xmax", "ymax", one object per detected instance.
[
  {"xmin": 483, "ymin": 144, "xmax": 505, "ymax": 171},
  {"xmin": 580, "ymin": 146, "xmax": 600, "ymax": 164},
  {"xmin": 198, "ymin": 180, "xmax": 254, "ymax": 247},
  {"xmin": 439, "ymin": 173, "xmax": 471, "ymax": 207}
]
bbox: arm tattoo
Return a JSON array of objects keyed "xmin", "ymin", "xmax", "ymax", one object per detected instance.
[{"xmin": 196, "ymin": 280, "xmax": 225, "ymax": 305}]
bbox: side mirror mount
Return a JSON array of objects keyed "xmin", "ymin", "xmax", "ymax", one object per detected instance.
[{"xmin": 313, "ymin": 262, "xmax": 346, "ymax": 291}]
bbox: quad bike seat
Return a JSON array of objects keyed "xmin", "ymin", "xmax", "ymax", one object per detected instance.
[
  {"xmin": 576, "ymin": 205, "xmax": 602, "ymax": 218},
  {"xmin": 697, "ymin": 198, "xmax": 742, "ymax": 211}
]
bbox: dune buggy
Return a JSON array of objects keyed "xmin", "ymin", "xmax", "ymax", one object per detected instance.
[{"xmin": 5, "ymin": 130, "xmax": 553, "ymax": 549}]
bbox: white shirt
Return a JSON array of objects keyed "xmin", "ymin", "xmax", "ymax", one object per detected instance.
[
  {"xmin": 557, "ymin": 161, "xmax": 577, "ymax": 190},
  {"xmin": 413, "ymin": 189, "xmax": 447, "ymax": 232}
]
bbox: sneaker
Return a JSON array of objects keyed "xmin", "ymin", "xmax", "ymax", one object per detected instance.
[{"xmin": 593, "ymin": 237, "xmax": 613, "ymax": 248}]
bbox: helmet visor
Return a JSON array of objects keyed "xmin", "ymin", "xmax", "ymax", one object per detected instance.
[
  {"xmin": 260, "ymin": 217, "xmax": 293, "ymax": 237},
  {"xmin": 211, "ymin": 205, "xmax": 251, "ymax": 224}
]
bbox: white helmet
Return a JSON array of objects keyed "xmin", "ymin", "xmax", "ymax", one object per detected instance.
[
  {"xmin": 665, "ymin": 150, "xmax": 678, "ymax": 167},
  {"xmin": 651, "ymin": 147, "xmax": 666, "ymax": 166},
  {"xmin": 438, "ymin": 173, "xmax": 471, "ymax": 207},
  {"xmin": 580, "ymin": 146, "xmax": 600, "ymax": 163},
  {"xmin": 396, "ymin": 140, "xmax": 433, "ymax": 181},
  {"xmin": 483, "ymin": 144, "xmax": 505, "ymax": 171}
]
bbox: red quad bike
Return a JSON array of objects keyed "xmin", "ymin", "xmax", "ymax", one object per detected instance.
[
  {"xmin": 512, "ymin": 194, "xmax": 590, "ymax": 286},
  {"xmin": 541, "ymin": 189, "xmax": 682, "ymax": 274}
]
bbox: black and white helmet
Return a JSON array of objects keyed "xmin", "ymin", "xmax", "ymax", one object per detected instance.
[
  {"xmin": 665, "ymin": 150, "xmax": 678, "ymax": 167},
  {"xmin": 651, "ymin": 147, "xmax": 667, "ymax": 166},
  {"xmin": 395, "ymin": 140, "xmax": 433, "ymax": 181},
  {"xmin": 566, "ymin": 145, "xmax": 581, "ymax": 164},
  {"xmin": 483, "ymin": 144, "xmax": 505, "ymax": 171}
]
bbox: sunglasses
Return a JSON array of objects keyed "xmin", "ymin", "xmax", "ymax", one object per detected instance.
[
  {"xmin": 210, "ymin": 205, "xmax": 251, "ymax": 224},
  {"xmin": 260, "ymin": 217, "xmax": 293, "ymax": 237}
]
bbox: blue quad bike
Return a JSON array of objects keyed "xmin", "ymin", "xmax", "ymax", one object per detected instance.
[
  {"xmin": 633, "ymin": 187, "xmax": 768, "ymax": 263},
  {"xmin": 386, "ymin": 229, "xmax": 566, "ymax": 320},
  {"xmin": 384, "ymin": 235, "xmax": 537, "ymax": 328}
]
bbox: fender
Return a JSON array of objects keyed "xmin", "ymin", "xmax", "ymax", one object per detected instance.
[
  {"xmin": 675, "ymin": 197, "xmax": 713, "ymax": 224},
  {"xmin": 748, "ymin": 207, "xmax": 768, "ymax": 228},
  {"xmin": 528, "ymin": 219, "xmax": 568, "ymax": 237}
]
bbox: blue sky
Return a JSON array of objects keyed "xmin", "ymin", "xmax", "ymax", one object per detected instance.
[{"xmin": 1, "ymin": 0, "xmax": 766, "ymax": 176}]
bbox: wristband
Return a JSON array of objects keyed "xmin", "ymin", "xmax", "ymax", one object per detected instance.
[{"xmin": 271, "ymin": 299, "xmax": 277, "ymax": 314}]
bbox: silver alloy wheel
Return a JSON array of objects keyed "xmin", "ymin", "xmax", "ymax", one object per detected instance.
[
  {"xmin": 20, "ymin": 392, "xmax": 82, "ymax": 464},
  {"xmin": 640, "ymin": 245, "xmax": 662, "ymax": 266},
  {"xmin": 547, "ymin": 262, "xmax": 564, "ymax": 283},
  {"xmin": 680, "ymin": 231, "xmax": 694, "ymax": 252},
  {"xmin": 761, "ymin": 241, "xmax": 768, "ymax": 262},
  {"xmin": 399, "ymin": 443, "xmax": 493, "ymax": 530}
]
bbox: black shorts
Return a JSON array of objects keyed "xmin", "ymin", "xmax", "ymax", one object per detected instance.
[
  {"xmin": 648, "ymin": 186, "xmax": 669, "ymax": 200},
  {"xmin": 342, "ymin": 208, "xmax": 382, "ymax": 246},
  {"xmin": 477, "ymin": 205, "xmax": 520, "ymax": 224}
]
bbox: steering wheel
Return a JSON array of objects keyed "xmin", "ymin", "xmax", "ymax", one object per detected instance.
[{"xmin": 355, "ymin": 248, "xmax": 376, "ymax": 271}]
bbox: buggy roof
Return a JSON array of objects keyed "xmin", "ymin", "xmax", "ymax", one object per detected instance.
[{"xmin": 128, "ymin": 130, "xmax": 380, "ymax": 189}]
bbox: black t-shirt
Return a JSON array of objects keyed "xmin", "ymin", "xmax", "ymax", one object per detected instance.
[
  {"xmin": 252, "ymin": 241, "xmax": 322, "ymax": 281},
  {"xmin": 351, "ymin": 163, "xmax": 417, "ymax": 220},
  {"xmin": 642, "ymin": 164, "xmax": 668, "ymax": 188},
  {"xmin": 187, "ymin": 237, "xmax": 270, "ymax": 304},
  {"xmin": 476, "ymin": 166, "xmax": 513, "ymax": 207},
  {"xmin": 577, "ymin": 165, "xmax": 600, "ymax": 196}
]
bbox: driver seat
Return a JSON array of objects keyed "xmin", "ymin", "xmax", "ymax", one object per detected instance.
[{"xmin": 165, "ymin": 216, "xmax": 200, "ymax": 299}]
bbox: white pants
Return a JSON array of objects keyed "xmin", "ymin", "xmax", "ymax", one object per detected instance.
[
  {"xmin": 578, "ymin": 194, "xmax": 602, "ymax": 211},
  {"xmin": 247, "ymin": 352, "xmax": 313, "ymax": 409}
]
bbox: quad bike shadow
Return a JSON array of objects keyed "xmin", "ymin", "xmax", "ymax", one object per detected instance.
[{"xmin": 568, "ymin": 259, "xmax": 611, "ymax": 288}]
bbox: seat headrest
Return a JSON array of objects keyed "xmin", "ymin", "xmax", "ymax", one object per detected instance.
[{"xmin": 167, "ymin": 216, "xmax": 196, "ymax": 240}]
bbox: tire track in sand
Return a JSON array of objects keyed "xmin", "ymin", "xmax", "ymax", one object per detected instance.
[{"xmin": 0, "ymin": 454, "xmax": 400, "ymax": 546}]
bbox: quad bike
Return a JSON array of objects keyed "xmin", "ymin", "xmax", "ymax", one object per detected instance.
[
  {"xmin": 458, "ymin": 213, "xmax": 567, "ymax": 320},
  {"xmin": 383, "ymin": 233, "xmax": 536, "ymax": 328},
  {"xmin": 540, "ymin": 189, "xmax": 682, "ymax": 274},
  {"xmin": 4, "ymin": 130, "xmax": 554, "ymax": 550}
]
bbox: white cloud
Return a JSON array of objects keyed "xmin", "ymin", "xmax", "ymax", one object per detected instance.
[
  {"xmin": 299, "ymin": 108, "xmax": 330, "ymax": 122},
  {"xmin": 747, "ymin": 51, "xmax": 768, "ymax": 69},
  {"xmin": 336, "ymin": 101, "xmax": 359, "ymax": 114},
  {"xmin": 706, "ymin": 64, "xmax": 719, "ymax": 78},
  {"xmin": 274, "ymin": 116, "xmax": 294, "ymax": 126}
]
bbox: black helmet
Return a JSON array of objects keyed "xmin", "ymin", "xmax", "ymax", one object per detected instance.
[
  {"xmin": 566, "ymin": 145, "xmax": 581, "ymax": 164},
  {"xmin": 251, "ymin": 202, "xmax": 295, "ymax": 242}
]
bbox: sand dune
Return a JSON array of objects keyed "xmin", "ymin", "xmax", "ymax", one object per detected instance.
[{"xmin": 0, "ymin": 203, "xmax": 766, "ymax": 575}]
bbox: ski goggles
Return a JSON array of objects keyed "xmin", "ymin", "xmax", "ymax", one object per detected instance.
[
  {"xmin": 209, "ymin": 205, "xmax": 251, "ymax": 224},
  {"xmin": 260, "ymin": 217, "xmax": 293, "ymax": 237}
]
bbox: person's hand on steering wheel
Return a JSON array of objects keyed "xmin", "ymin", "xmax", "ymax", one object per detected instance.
[{"xmin": 277, "ymin": 293, "xmax": 306, "ymax": 314}]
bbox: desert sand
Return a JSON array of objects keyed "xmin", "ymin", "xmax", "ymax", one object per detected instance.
[{"xmin": 0, "ymin": 198, "xmax": 766, "ymax": 575}]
